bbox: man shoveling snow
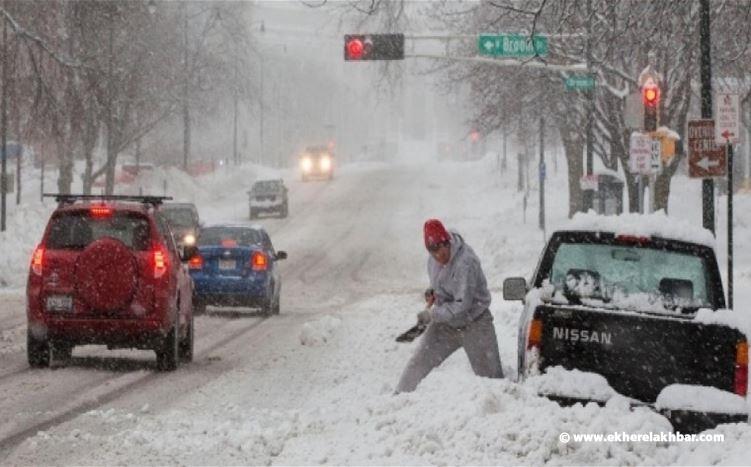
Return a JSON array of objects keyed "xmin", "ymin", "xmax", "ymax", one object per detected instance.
[{"xmin": 395, "ymin": 219, "xmax": 504, "ymax": 393}]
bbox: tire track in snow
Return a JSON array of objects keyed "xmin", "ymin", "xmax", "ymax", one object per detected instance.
[{"xmin": 0, "ymin": 316, "xmax": 271, "ymax": 459}]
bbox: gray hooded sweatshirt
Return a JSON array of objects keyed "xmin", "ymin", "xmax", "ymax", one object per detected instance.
[{"xmin": 428, "ymin": 231, "xmax": 491, "ymax": 328}]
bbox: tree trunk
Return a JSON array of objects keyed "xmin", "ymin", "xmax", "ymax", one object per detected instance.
[
  {"xmin": 56, "ymin": 137, "xmax": 74, "ymax": 194},
  {"xmin": 562, "ymin": 132, "xmax": 584, "ymax": 218},
  {"xmin": 654, "ymin": 171, "xmax": 671, "ymax": 213}
]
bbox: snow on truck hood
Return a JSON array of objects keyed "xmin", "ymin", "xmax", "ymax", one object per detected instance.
[{"xmin": 551, "ymin": 211, "xmax": 717, "ymax": 249}]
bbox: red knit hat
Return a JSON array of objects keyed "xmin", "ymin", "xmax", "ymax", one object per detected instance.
[{"xmin": 424, "ymin": 219, "xmax": 450, "ymax": 249}]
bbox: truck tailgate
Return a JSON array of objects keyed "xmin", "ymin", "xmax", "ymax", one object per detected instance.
[{"xmin": 534, "ymin": 305, "xmax": 745, "ymax": 402}]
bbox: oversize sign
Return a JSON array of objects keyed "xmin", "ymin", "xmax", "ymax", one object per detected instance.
[{"xmin": 688, "ymin": 119, "xmax": 726, "ymax": 178}]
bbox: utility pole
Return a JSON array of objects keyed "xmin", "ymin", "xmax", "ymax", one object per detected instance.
[
  {"xmin": 259, "ymin": 53, "xmax": 264, "ymax": 165},
  {"xmin": 1, "ymin": 16, "xmax": 7, "ymax": 232},
  {"xmin": 232, "ymin": 61, "xmax": 238, "ymax": 165},
  {"xmin": 699, "ymin": 0, "xmax": 714, "ymax": 234},
  {"xmin": 583, "ymin": 0, "xmax": 594, "ymax": 212},
  {"xmin": 12, "ymin": 37, "xmax": 19, "ymax": 205},
  {"xmin": 539, "ymin": 117, "xmax": 546, "ymax": 235},
  {"xmin": 502, "ymin": 124, "xmax": 507, "ymax": 173},
  {"xmin": 182, "ymin": 2, "xmax": 190, "ymax": 171}
]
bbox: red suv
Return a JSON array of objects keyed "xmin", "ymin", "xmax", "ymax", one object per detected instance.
[{"xmin": 26, "ymin": 195, "xmax": 195, "ymax": 371}]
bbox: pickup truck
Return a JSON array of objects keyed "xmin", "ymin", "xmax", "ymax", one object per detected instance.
[{"xmin": 504, "ymin": 216, "xmax": 748, "ymax": 433}]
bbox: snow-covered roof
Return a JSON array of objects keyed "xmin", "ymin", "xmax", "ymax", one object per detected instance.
[{"xmin": 552, "ymin": 211, "xmax": 716, "ymax": 248}]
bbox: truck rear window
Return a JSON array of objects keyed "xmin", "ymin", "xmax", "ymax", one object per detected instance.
[
  {"xmin": 549, "ymin": 243, "xmax": 712, "ymax": 312},
  {"xmin": 161, "ymin": 208, "xmax": 195, "ymax": 228},
  {"xmin": 46, "ymin": 211, "xmax": 151, "ymax": 251}
]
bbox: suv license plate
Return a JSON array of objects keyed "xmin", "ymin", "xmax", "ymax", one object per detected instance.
[
  {"xmin": 219, "ymin": 259, "xmax": 236, "ymax": 270},
  {"xmin": 46, "ymin": 295, "xmax": 73, "ymax": 312}
]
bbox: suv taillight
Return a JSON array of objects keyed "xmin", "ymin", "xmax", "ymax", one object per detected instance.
[
  {"xmin": 152, "ymin": 244, "xmax": 169, "ymax": 279},
  {"xmin": 735, "ymin": 341, "xmax": 748, "ymax": 396},
  {"xmin": 250, "ymin": 251, "xmax": 268, "ymax": 271},
  {"xmin": 188, "ymin": 254, "xmax": 203, "ymax": 270},
  {"xmin": 31, "ymin": 245, "xmax": 44, "ymax": 276}
]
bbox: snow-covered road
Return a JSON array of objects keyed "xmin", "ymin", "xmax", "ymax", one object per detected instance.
[{"xmin": 1, "ymin": 150, "xmax": 750, "ymax": 465}]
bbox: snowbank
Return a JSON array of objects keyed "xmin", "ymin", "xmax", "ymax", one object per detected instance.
[
  {"xmin": 299, "ymin": 315, "xmax": 342, "ymax": 346},
  {"xmin": 525, "ymin": 366, "xmax": 618, "ymax": 402},
  {"xmin": 555, "ymin": 211, "xmax": 716, "ymax": 248},
  {"xmin": 655, "ymin": 385, "xmax": 748, "ymax": 415}
]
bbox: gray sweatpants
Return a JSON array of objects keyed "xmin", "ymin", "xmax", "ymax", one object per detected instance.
[{"xmin": 395, "ymin": 310, "xmax": 503, "ymax": 393}]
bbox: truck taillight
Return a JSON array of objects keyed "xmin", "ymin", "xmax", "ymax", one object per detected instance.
[
  {"xmin": 615, "ymin": 235, "xmax": 651, "ymax": 245},
  {"xmin": 251, "ymin": 251, "xmax": 268, "ymax": 271},
  {"xmin": 735, "ymin": 341, "xmax": 748, "ymax": 396},
  {"xmin": 152, "ymin": 244, "xmax": 169, "ymax": 279},
  {"xmin": 31, "ymin": 245, "xmax": 44, "ymax": 276},
  {"xmin": 527, "ymin": 319, "xmax": 543, "ymax": 349},
  {"xmin": 188, "ymin": 254, "xmax": 203, "ymax": 270}
]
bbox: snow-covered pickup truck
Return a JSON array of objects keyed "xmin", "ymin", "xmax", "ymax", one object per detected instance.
[{"xmin": 504, "ymin": 214, "xmax": 748, "ymax": 433}]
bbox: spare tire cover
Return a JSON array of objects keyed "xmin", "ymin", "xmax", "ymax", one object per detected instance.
[{"xmin": 75, "ymin": 237, "xmax": 138, "ymax": 312}]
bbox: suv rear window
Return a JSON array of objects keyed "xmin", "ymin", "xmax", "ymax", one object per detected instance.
[
  {"xmin": 199, "ymin": 227, "xmax": 261, "ymax": 247},
  {"xmin": 252, "ymin": 181, "xmax": 283, "ymax": 193},
  {"xmin": 46, "ymin": 211, "xmax": 152, "ymax": 251}
]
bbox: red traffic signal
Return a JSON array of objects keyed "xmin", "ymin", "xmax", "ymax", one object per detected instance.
[
  {"xmin": 642, "ymin": 80, "xmax": 660, "ymax": 107},
  {"xmin": 344, "ymin": 34, "xmax": 405, "ymax": 61},
  {"xmin": 345, "ymin": 37, "xmax": 365, "ymax": 60}
]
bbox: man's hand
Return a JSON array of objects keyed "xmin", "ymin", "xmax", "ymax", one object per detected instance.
[
  {"xmin": 424, "ymin": 288, "xmax": 435, "ymax": 307},
  {"xmin": 417, "ymin": 308, "xmax": 432, "ymax": 325}
]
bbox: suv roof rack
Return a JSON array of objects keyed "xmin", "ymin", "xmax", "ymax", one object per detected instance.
[{"xmin": 44, "ymin": 193, "xmax": 173, "ymax": 207}]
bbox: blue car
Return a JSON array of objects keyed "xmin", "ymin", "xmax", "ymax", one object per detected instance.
[{"xmin": 189, "ymin": 224, "xmax": 287, "ymax": 315}]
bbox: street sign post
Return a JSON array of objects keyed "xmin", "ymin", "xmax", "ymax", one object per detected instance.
[
  {"xmin": 688, "ymin": 119, "xmax": 725, "ymax": 178},
  {"xmin": 478, "ymin": 34, "xmax": 548, "ymax": 57},
  {"xmin": 715, "ymin": 93, "xmax": 740, "ymax": 144},
  {"xmin": 565, "ymin": 75, "xmax": 595, "ymax": 91},
  {"xmin": 714, "ymin": 94, "xmax": 738, "ymax": 310},
  {"xmin": 629, "ymin": 132, "xmax": 653, "ymax": 214}
]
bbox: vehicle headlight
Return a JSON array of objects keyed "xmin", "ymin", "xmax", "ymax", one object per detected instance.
[
  {"xmin": 183, "ymin": 234, "xmax": 196, "ymax": 246},
  {"xmin": 301, "ymin": 157, "xmax": 313, "ymax": 172},
  {"xmin": 320, "ymin": 156, "xmax": 331, "ymax": 171}
]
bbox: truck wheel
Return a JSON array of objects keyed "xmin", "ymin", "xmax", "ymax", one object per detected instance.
[
  {"xmin": 179, "ymin": 312, "xmax": 194, "ymax": 363},
  {"xmin": 280, "ymin": 203, "xmax": 288, "ymax": 218},
  {"xmin": 27, "ymin": 330, "xmax": 50, "ymax": 368},
  {"xmin": 249, "ymin": 208, "xmax": 256, "ymax": 220},
  {"xmin": 156, "ymin": 314, "xmax": 179, "ymax": 371},
  {"xmin": 193, "ymin": 301, "xmax": 206, "ymax": 315}
]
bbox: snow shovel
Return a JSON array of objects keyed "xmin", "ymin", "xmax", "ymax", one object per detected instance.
[
  {"xmin": 395, "ymin": 320, "xmax": 427, "ymax": 343},
  {"xmin": 396, "ymin": 289, "xmax": 434, "ymax": 343}
]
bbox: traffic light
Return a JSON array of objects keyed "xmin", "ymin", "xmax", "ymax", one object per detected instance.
[
  {"xmin": 344, "ymin": 34, "xmax": 405, "ymax": 61},
  {"xmin": 642, "ymin": 79, "xmax": 660, "ymax": 132}
]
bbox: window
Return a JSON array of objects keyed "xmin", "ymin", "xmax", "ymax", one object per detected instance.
[
  {"xmin": 549, "ymin": 242, "xmax": 711, "ymax": 311},
  {"xmin": 198, "ymin": 227, "xmax": 262, "ymax": 247},
  {"xmin": 161, "ymin": 207, "xmax": 197, "ymax": 228},
  {"xmin": 47, "ymin": 211, "xmax": 151, "ymax": 251}
]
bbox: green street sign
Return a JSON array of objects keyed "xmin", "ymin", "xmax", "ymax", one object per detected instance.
[
  {"xmin": 565, "ymin": 75, "xmax": 595, "ymax": 90},
  {"xmin": 478, "ymin": 34, "xmax": 548, "ymax": 58}
]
